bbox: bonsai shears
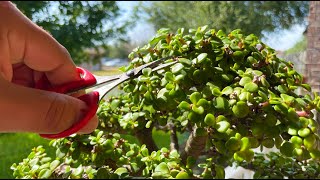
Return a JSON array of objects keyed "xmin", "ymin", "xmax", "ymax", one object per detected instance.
[{"xmin": 35, "ymin": 56, "xmax": 177, "ymax": 139}]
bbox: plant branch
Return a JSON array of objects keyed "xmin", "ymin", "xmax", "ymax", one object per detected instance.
[
  {"xmin": 181, "ymin": 124, "xmax": 208, "ymax": 165},
  {"xmin": 135, "ymin": 125, "xmax": 158, "ymax": 152},
  {"xmin": 169, "ymin": 122, "xmax": 179, "ymax": 151}
]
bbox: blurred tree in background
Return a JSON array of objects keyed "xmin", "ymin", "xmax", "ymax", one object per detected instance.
[
  {"xmin": 135, "ymin": 1, "xmax": 309, "ymax": 39},
  {"xmin": 106, "ymin": 42, "xmax": 138, "ymax": 59},
  {"xmin": 13, "ymin": 1, "xmax": 134, "ymax": 64},
  {"xmin": 12, "ymin": 1, "xmax": 309, "ymax": 65}
]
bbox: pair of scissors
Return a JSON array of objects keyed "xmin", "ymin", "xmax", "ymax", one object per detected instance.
[{"xmin": 35, "ymin": 56, "xmax": 177, "ymax": 139}]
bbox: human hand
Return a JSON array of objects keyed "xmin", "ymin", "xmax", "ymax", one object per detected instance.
[{"xmin": 0, "ymin": 1, "xmax": 98, "ymax": 135}]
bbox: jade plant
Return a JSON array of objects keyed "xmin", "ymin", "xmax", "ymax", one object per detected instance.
[{"xmin": 11, "ymin": 26, "xmax": 320, "ymax": 179}]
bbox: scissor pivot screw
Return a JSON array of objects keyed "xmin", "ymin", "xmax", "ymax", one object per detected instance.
[{"xmin": 126, "ymin": 70, "xmax": 135, "ymax": 77}]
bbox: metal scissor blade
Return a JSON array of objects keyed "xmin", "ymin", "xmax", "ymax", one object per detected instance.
[
  {"xmin": 94, "ymin": 74, "xmax": 122, "ymax": 87},
  {"xmin": 65, "ymin": 74, "xmax": 122, "ymax": 95},
  {"xmin": 94, "ymin": 57, "xmax": 178, "ymax": 100},
  {"xmin": 151, "ymin": 61, "xmax": 177, "ymax": 72},
  {"xmin": 80, "ymin": 56, "xmax": 178, "ymax": 100},
  {"xmin": 94, "ymin": 79, "xmax": 125, "ymax": 101},
  {"xmin": 126, "ymin": 56, "xmax": 175, "ymax": 77}
]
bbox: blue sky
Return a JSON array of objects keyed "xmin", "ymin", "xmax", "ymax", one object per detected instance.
[
  {"xmin": 117, "ymin": 1, "xmax": 306, "ymax": 51},
  {"xmin": 261, "ymin": 24, "xmax": 306, "ymax": 51}
]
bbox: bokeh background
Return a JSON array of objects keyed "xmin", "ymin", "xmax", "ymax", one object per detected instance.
[{"xmin": 1, "ymin": 1, "xmax": 318, "ymax": 178}]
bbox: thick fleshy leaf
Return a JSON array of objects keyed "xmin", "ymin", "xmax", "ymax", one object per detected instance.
[
  {"xmin": 280, "ymin": 94, "xmax": 295, "ymax": 104},
  {"xmin": 197, "ymin": 53, "xmax": 208, "ymax": 63},
  {"xmin": 232, "ymin": 101, "xmax": 249, "ymax": 118},
  {"xmin": 154, "ymin": 162, "xmax": 170, "ymax": 174},
  {"xmin": 190, "ymin": 92, "xmax": 202, "ymax": 104},
  {"xmin": 115, "ymin": 167, "xmax": 128, "ymax": 176},
  {"xmin": 197, "ymin": 99, "xmax": 209, "ymax": 108},
  {"xmin": 178, "ymin": 58, "xmax": 191, "ymax": 65},
  {"xmin": 225, "ymin": 137, "xmax": 240, "ymax": 151},
  {"xmin": 171, "ymin": 63, "xmax": 184, "ymax": 74},
  {"xmin": 178, "ymin": 101, "xmax": 191, "ymax": 110},
  {"xmin": 239, "ymin": 77, "xmax": 252, "ymax": 87},
  {"xmin": 216, "ymin": 121, "xmax": 230, "ymax": 133},
  {"xmin": 240, "ymin": 137, "xmax": 250, "ymax": 151},
  {"xmin": 214, "ymin": 96, "xmax": 229, "ymax": 111},
  {"xmin": 192, "ymin": 105, "xmax": 204, "ymax": 115},
  {"xmin": 176, "ymin": 171, "xmax": 190, "ymax": 179},
  {"xmin": 165, "ymin": 72, "xmax": 175, "ymax": 81},
  {"xmin": 298, "ymin": 128, "xmax": 311, "ymax": 137},
  {"xmin": 204, "ymin": 113, "xmax": 216, "ymax": 126},
  {"xmin": 142, "ymin": 68, "xmax": 152, "ymax": 76},
  {"xmin": 280, "ymin": 142, "xmax": 294, "ymax": 157},
  {"xmin": 301, "ymin": 83, "xmax": 311, "ymax": 92},
  {"xmin": 244, "ymin": 82, "xmax": 258, "ymax": 93},
  {"xmin": 50, "ymin": 160, "xmax": 60, "ymax": 170},
  {"xmin": 274, "ymin": 103, "xmax": 288, "ymax": 114},
  {"xmin": 38, "ymin": 169, "xmax": 52, "ymax": 179},
  {"xmin": 221, "ymin": 86, "xmax": 233, "ymax": 95}
]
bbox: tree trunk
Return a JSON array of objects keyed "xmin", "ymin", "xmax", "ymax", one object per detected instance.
[
  {"xmin": 181, "ymin": 125, "xmax": 208, "ymax": 165},
  {"xmin": 135, "ymin": 126, "xmax": 158, "ymax": 152},
  {"xmin": 305, "ymin": 2, "xmax": 320, "ymax": 94},
  {"xmin": 306, "ymin": 2, "xmax": 320, "ymax": 131}
]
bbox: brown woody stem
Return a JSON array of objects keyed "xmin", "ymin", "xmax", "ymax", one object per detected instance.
[
  {"xmin": 169, "ymin": 122, "xmax": 179, "ymax": 151},
  {"xmin": 181, "ymin": 125, "xmax": 208, "ymax": 165},
  {"xmin": 135, "ymin": 125, "xmax": 158, "ymax": 152}
]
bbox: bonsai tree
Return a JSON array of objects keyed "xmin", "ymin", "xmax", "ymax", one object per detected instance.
[{"xmin": 11, "ymin": 26, "xmax": 320, "ymax": 179}]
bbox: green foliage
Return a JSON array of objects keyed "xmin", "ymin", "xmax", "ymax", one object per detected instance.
[
  {"xmin": 11, "ymin": 1, "xmax": 48, "ymax": 18},
  {"xmin": 134, "ymin": 1, "xmax": 309, "ymax": 38},
  {"xmin": 0, "ymin": 133, "xmax": 54, "ymax": 178},
  {"xmin": 13, "ymin": 1, "xmax": 134, "ymax": 64},
  {"xmin": 237, "ymin": 151, "xmax": 320, "ymax": 179},
  {"xmin": 11, "ymin": 26, "xmax": 320, "ymax": 179}
]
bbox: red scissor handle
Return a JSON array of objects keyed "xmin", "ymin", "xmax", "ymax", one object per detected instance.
[
  {"xmin": 35, "ymin": 67, "xmax": 99, "ymax": 139},
  {"xmin": 35, "ymin": 67, "xmax": 97, "ymax": 93}
]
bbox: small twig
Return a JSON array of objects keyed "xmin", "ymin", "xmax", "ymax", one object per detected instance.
[
  {"xmin": 154, "ymin": 123, "xmax": 170, "ymax": 131},
  {"xmin": 169, "ymin": 122, "xmax": 179, "ymax": 152}
]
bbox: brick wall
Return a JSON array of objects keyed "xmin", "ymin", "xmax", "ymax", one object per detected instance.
[{"xmin": 306, "ymin": 1, "xmax": 320, "ymax": 93}]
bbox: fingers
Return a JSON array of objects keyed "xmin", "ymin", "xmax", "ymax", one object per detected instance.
[
  {"xmin": 0, "ymin": 30, "xmax": 13, "ymax": 81},
  {"xmin": 78, "ymin": 119, "xmax": 99, "ymax": 134},
  {"xmin": 23, "ymin": 28, "xmax": 81, "ymax": 86},
  {"xmin": 0, "ymin": 77, "xmax": 98, "ymax": 134},
  {"xmin": 1, "ymin": 1, "xmax": 80, "ymax": 86},
  {"xmin": 11, "ymin": 63, "xmax": 35, "ymax": 87},
  {"xmin": 0, "ymin": 2, "xmax": 99, "ymax": 135}
]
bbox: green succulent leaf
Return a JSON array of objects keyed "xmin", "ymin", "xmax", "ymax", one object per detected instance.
[
  {"xmin": 171, "ymin": 63, "xmax": 184, "ymax": 74},
  {"xmin": 197, "ymin": 53, "xmax": 208, "ymax": 63},
  {"xmin": 244, "ymin": 82, "xmax": 258, "ymax": 93},
  {"xmin": 190, "ymin": 92, "xmax": 202, "ymax": 104},
  {"xmin": 38, "ymin": 169, "xmax": 53, "ymax": 179}
]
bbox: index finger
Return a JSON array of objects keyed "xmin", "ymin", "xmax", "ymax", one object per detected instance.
[
  {"xmin": 7, "ymin": 2, "xmax": 81, "ymax": 86},
  {"xmin": 25, "ymin": 27, "xmax": 81, "ymax": 86}
]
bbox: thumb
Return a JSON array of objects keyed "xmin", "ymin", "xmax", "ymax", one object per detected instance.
[{"xmin": 0, "ymin": 77, "xmax": 98, "ymax": 134}]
